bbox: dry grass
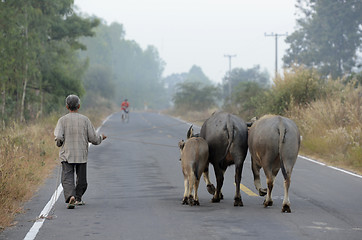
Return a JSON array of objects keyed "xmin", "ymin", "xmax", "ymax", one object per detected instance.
[
  {"xmin": 0, "ymin": 119, "xmax": 58, "ymax": 229},
  {"xmin": 289, "ymin": 82, "xmax": 362, "ymax": 174}
]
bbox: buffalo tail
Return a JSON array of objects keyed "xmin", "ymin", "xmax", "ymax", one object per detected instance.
[{"xmin": 278, "ymin": 117, "xmax": 288, "ymax": 180}]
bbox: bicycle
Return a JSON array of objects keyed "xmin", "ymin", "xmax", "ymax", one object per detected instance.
[{"xmin": 121, "ymin": 109, "xmax": 129, "ymax": 123}]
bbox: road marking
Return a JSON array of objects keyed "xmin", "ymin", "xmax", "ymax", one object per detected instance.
[
  {"xmin": 305, "ymin": 226, "xmax": 342, "ymax": 231},
  {"xmin": 234, "ymin": 183, "xmax": 258, "ymax": 197},
  {"xmin": 23, "ymin": 184, "xmax": 63, "ymax": 240},
  {"xmin": 240, "ymin": 184, "xmax": 259, "ymax": 196},
  {"xmin": 298, "ymin": 155, "xmax": 362, "ymax": 179},
  {"xmin": 298, "ymin": 155, "xmax": 326, "ymax": 166}
]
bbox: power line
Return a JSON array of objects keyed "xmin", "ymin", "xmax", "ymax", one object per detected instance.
[
  {"xmin": 265, "ymin": 32, "xmax": 287, "ymax": 79},
  {"xmin": 224, "ymin": 54, "xmax": 236, "ymax": 99}
]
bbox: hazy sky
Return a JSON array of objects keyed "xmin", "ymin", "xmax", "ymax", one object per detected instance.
[{"xmin": 74, "ymin": 0, "xmax": 298, "ymax": 83}]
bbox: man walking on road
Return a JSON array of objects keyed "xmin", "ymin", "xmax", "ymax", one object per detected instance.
[{"xmin": 54, "ymin": 95, "xmax": 107, "ymax": 209}]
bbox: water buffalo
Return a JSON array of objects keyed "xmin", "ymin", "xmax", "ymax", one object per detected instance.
[
  {"xmin": 248, "ymin": 115, "xmax": 300, "ymax": 213},
  {"xmin": 178, "ymin": 126, "xmax": 209, "ymax": 206},
  {"xmin": 200, "ymin": 111, "xmax": 248, "ymax": 206}
]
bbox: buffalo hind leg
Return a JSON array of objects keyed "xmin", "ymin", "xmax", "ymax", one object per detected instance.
[
  {"xmin": 188, "ymin": 175, "xmax": 196, "ymax": 206},
  {"xmin": 191, "ymin": 179, "xmax": 200, "ymax": 206},
  {"xmin": 251, "ymin": 157, "xmax": 267, "ymax": 196},
  {"xmin": 182, "ymin": 178, "xmax": 189, "ymax": 205},
  {"xmin": 281, "ymin": 177, "xmax": 291, "ymax": 213},
  {"xmin": 234, "ymin": 163, "xmax": 244, "ymax": 207},
  {"xmin": 263, "ymin": 173, "xmax": 275, "ymax": 208},
  {"xmin": 212, "ymin": 167, "xmax": 224, "ymax": 203},
  {"xmin": 203, "ymin": 168, "xmax": 216, "ymax": 195}
]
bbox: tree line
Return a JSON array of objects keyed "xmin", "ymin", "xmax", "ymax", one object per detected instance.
[
  {"xmin": 1, "ymin": 0, "xmax": 361, "ymax": 125},
  {"xmin": 0, "ymin": 0, "xmax": 99, "ymax": 124}
]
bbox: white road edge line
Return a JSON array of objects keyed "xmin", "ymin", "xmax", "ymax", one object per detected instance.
[
  {"xmin": 23, "ymin": 184, "xmax": 63, "ymax": 240},
  {"xmin": 298, "ymin": 155, "xmax": 326, "ymax": 166},
  {"xmin": 23, "ymin": 113, "xmax": 114, "ymax": 240},
  {"xmin": 298, "ymin": 155, "xmax": 362, "ymax": 179}
]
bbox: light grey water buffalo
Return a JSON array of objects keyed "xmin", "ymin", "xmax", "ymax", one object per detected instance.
[
  {"xmin": 200, "ymin": 111, "xmax": 248, "ymax": 206},
  {"xmin": 248, "ymin": 115, "xmax": 300, "ymax": 213},
  {"xmin": 178, "ymin": 126, "xmax": 209, "ymax": 206}
]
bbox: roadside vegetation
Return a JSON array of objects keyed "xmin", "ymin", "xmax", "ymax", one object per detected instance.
[
  {"xmin": 0, "ymin": 118, "xmax": 58, "ymax": 229},
  {"xmin": 289, "ymin": 80, "xmax": 361, "ymax": 173},
  {"xmin": 265, "ymin": 68, "xmax": 361, "ymax": 174}
]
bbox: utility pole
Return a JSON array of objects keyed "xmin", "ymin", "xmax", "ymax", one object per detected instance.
[
  {"xmin": 265, "ymin": 32, "xmax": 287, "ymax": 79},
  {"xmin": 224, "ymin": 54, "xmax": 236, "ymax": 99}
]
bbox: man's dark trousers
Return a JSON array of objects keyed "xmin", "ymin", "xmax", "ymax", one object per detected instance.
[{"xmin": 61, "ymin": 161, "xmax": 87, "ymax": 203}]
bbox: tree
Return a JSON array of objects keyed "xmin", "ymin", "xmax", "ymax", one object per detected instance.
[
  {"xmin": 184, "ymin": 65, "xmax": 213, "ymax": 86},
  {"xmin": 0, "ymin": 0, "xmax": 99, "ymax": 123},
  {"xmin": 222, "ymin": 65, "xmax": 270, "ymax": 100},
  {"xmin": 163, "ymin": 73, "xmax": 188, "ymax": 106},
  {"xmin": 230, "ymin": 81, "xmax": 266, "ymax": 119},
  {"xmin": 283, "ymin": 0, "xmax": 362, "ymax": 78},
  {"xmin": 39, "ymin": 3, "xmax": 99, "ymax": 113},
  {"xmin": 79, "ymin": 22, "xmax": 167, "ymax": 109},
  {"xmin": 0, "ymin": 1, "xmax": 22, "ymax": 122},
  {"xmin": 173, "ymin": 82, "xmax": 220, "ymax": 112},
  {"xmin": 163, "ymin": 65, "xmax": 212, "ymax": 108}
]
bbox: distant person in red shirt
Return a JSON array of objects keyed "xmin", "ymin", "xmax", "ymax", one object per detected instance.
[
  {"xmin": 121, "ymin": 99, "xmax": 129, "ymax": 113},
  {"xmin": 121, "ymin": 99, "xmax": 130, "ymax": 122}
]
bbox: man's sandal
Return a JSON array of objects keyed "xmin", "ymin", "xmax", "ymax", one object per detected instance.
[
  {"xmin": 75, "ymin": 200, "xmax": 85, "ymax": 205},
  {"xmin": 67, "ymin": 196, "xmax": 76, "ymax": 209}
]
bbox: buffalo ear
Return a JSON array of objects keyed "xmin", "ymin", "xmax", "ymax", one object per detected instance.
[
  {"xmin": 187, "ymin": 125, "xmax": 193, "ymax": 139},
  {"xmin": 178, "ymin": 140, "xmax": 185, "ymax": 150}
]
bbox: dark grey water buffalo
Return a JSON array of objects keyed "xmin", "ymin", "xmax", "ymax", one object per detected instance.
[
  {"xmin": 178, "ymin": 126, "xmax": 209, "ymax": 206},
  {"xmin": 200, "ymin": 111, "xmax": 248, "ymax": 206},
  {"xmin": 248, "ymin": 115, "xmax": 300, "ymax": 213}
]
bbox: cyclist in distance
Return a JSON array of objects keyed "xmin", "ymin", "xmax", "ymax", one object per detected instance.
[{"xmin": 121, "ymin": 99, "xmax": 130, "ymax": 122}]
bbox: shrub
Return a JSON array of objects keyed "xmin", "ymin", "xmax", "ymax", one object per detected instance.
[
  {"xmin": 288, "ymin": 80, "xmax": 362, "ymax": 173},
  {"xmin": 258, "ymin": 66, "xmax": 327, "ymax": 116},
  {"xmin": 173, "ymin": 82, "xmax": 220, "ymax": 112},
  {"xmin": 225, "ymin": 81, "xmax": 267, "ymax": 120}
]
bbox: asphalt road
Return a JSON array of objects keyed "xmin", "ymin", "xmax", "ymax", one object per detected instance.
[{"xmin": 1, "ymin": 111, "xmax": 362, "ymax": 240}]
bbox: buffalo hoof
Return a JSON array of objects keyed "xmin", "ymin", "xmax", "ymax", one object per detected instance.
[
  {"xmin": 182, "ymin": 197, "xmax": 189, "ymax": 205},
  {"xmin": 220, "ymin": 192, "xmax": 224, "ymax": 200},
  {"xmin": 190, "ymin": 200, "xmax": 200, "ymax": 206},
  {"xmin": 263, "ymin": 200, "xmax": 273, "ymax": 208},
  {"xmin": 211, "ymin": 197, "xmax": 221, "ymax": 203},
  {"xmin": 207, "ymin": 184, "xmax": 216, "ymax": 195},
  {"xmin": 259, "ymin": 188, "xmax": 267, "ymax": 196},
  {"xmin": 188, "ymin": 195, "xmax": 195, "ymax": 206},
  {"xmin": 234, "ymin": 197, "xmax": 244, "ymax": 207},
  {"xmin": 282, "ymin": 204, "xmax": 291, "ymax": 213}
]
